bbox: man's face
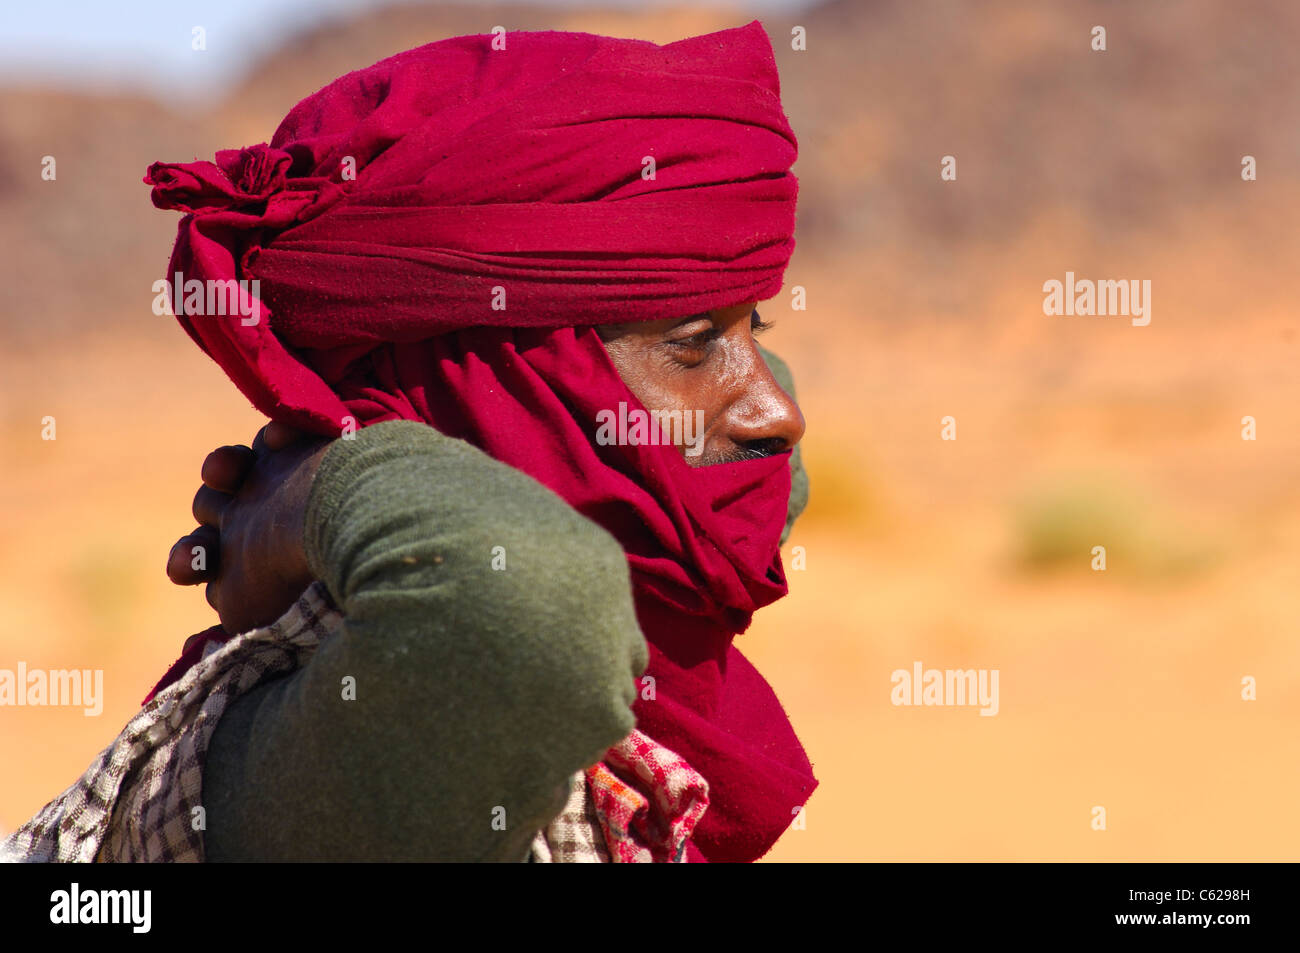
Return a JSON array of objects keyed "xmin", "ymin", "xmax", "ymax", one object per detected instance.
[{"xmin": 594, "ymin": 300, "xmax": 804, "ymax": 467}]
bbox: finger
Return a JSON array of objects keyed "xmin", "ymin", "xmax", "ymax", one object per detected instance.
[
  {"xmin": 263, "ymin": 420, "xmax": 307, "ymax": 452},
  {"xmin": 166, "ymin": 527, "xmax": 220, "ymax": 585},
  {"xmin": 192, "ymin": 484, "xmax": 232, "ymax": 527},
  {"xmin": 205, "ymin": 578, "xmax": 220, "ymax": 614},
  {"xmin": 200, "ymin": 445, "xmax": 255, "ymax": 494}
]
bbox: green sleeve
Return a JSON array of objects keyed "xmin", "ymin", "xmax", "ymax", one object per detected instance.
[
  {"xmin": 201, "ymin": 419, "xmax": 648, "ymax": 861},
  {"xmin": 757, "ymin": 344, "xmax": 810, "ymax": 545}
]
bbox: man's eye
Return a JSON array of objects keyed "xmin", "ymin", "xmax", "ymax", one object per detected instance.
[
  {"xmin": 673, "ymin": 330, "xmax": 716, "ymax": 350},
  {"xmin": 666, "ymin": 322, "xmax": 719, "ymax": 353},
  {"xmin": 752, "ymin": 310, "xmax": 773, "ymax": 334}
]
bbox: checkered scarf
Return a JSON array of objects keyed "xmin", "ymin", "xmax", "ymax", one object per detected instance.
[
  {"xmin": 1, "ymin": 584, "xmax": 341, "ymax": 862},
  {"xmin": 531, "ymin": 731, "xmax": 709, "ymax": 863},
  {"xmin": 2, "ymin": 582, "xmax": 708, "ymax": 863}
]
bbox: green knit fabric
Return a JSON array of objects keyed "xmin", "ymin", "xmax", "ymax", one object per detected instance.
[
  {"xmin": 203, "ymin": 419, "xmax": 647, "ymax": 861},
  {"xmin": 758, "ymin": 343, "xmax": 810, "ymax": 546}
]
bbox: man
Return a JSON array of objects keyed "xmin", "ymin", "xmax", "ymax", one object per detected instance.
[{"xmin": 2, "ymin": 20, "xmax": 816, "ymax": 863}]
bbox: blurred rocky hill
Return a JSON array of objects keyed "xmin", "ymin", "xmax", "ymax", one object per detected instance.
[{"xmin": 1, "ymin": 0, "xmax": 1298, "ymax": 342}]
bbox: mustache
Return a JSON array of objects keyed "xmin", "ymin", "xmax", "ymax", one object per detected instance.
[{"xmin": 702, "ymin": 439, "xmax": 787, "ymax": 466}]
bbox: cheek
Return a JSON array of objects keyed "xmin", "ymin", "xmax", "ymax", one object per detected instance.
[
  {"xmin": 684, "ymin": 382, "xmax": 726, "ymax": 425},
  {"xmin": 649, "ymin": 378, "xmax": 730, "ymax": 439},
  {"xmin": 598, "ymin": 339, "xmax": 729, "ymax": 432}
]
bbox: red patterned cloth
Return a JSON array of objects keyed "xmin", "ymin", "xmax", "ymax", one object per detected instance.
[{"xmin": 586, "ymin": 730, "xmax": 710, "ymax": 863}]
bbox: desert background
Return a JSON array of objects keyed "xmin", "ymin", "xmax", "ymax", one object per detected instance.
[{"xmin": 2, "ymin": 0, "xmax": 1298, "ymax": 860}]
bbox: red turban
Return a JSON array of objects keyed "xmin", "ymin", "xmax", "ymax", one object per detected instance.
[{"xmin": 145, "ymin": 20, "xmax": 817, "ymax": 863}]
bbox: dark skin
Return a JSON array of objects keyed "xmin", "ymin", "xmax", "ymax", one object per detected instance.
[{"xmin": 166, "ymin": 299, "xmax": 804, "ymax": 635}]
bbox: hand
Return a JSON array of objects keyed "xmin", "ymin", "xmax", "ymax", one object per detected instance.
[{"xmin": 166, "ymin": 421, "xmax": 332, "ymax": 635}]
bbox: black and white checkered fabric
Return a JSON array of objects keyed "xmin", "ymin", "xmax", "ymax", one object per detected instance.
[
  {"xmin": 4, "ymin": 583, "xmax": 342, "ymax": 862},
  {"xmin": 2, "ymin": 581, "xmax": 606, "ymax": 863}
]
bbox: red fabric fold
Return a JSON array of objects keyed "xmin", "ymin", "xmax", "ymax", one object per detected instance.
[{"xmin": 145, "ymin": 21, "xmax": 816, "ymax": 862}]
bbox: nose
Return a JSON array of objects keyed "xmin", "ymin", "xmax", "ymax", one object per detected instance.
[{"xmin": 725, "ymin": 348, "xmax": 806, "ymax": 456}]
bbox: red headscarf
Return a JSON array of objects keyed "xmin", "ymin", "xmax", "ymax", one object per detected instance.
[{"xmin": 144, "ymin": 21, "xmax": 817, "ymax": 863}]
